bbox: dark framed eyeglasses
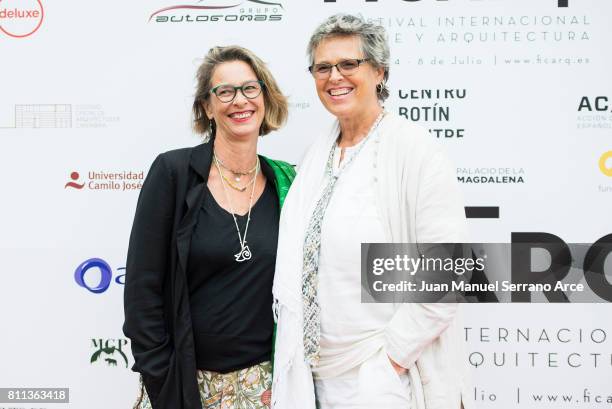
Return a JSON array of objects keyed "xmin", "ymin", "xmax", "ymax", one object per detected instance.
[
  {"xmin": 209, "ymin": 80, "xmax": 265, "ymax": 103},
  {"xmin": 308, "ymin": 58, "xmax": 370, "ymax": 79}
]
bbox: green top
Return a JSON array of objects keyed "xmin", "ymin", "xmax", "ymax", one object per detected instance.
[
  {"xmin": 261, "ymin": 156, "xmax": 296, "ymax": 374},
  {"xmin": 263, "ymin": 157, "xmax": 296, "ymax": 208}
]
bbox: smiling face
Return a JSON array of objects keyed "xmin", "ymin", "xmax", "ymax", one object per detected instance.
[
  {"xmin": 204, "ymin": 60, "xmax": 265, "ymax": 141},
  {"xmin": 312, "ymin": 35, "xmax": 383, "ymax": 121}
]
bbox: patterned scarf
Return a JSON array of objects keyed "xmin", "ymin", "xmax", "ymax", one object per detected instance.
[{"xmin": 301, "ymin": 112, "xmax": 385, "ymax": 365}]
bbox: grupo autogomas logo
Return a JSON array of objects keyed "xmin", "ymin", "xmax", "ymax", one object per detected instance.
[
  {"xmin": 0, "ymin": 0, "xmax": 44, "ymax": 38},
  {"xmin": 149, "ymin": 0, "xmax": 284, "ymax": 23},
  {"xmin": 74, "ymin": 258, "xmax": 125, "ymax": 294}
]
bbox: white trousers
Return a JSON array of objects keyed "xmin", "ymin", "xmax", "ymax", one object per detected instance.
[{"xmin": 314, "ymin": 348, "xmax": 411, "ymax": 409}]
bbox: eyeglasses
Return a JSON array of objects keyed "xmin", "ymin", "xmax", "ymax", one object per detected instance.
[
  {"xmin": 210, "ymin": 80, "xmax": 265, "ymax": 103},
  {"xmin": 308, "ymin": 58, "xmax": 370, "ymax": 79}
]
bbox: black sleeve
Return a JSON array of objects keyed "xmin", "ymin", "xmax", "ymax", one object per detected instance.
[{"xmin": 123, "ymin": 153, "xmax": 175, "ymax": 403}]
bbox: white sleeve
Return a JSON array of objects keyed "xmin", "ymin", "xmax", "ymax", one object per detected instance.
[{"xmin": 384, "ymin": 149, "xmax": 468, "ymax": 369}]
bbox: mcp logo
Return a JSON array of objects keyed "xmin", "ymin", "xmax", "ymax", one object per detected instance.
[
  {"xmin": 0, "ymin": 0, "xmax": 44, "ymax": 38},
  {"xmin": 74, "ymin": 258, "xmax": 125, "ymax": 294}
]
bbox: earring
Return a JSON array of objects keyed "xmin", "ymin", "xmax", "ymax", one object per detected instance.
[{"xmin": 376, "ymin": 80, "xmax": 386, "ymax": 94}]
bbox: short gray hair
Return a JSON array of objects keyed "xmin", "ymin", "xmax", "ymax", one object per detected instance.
[{"xmin": 307, "ymin": 14, "xmax": 390, "ymax": 101}]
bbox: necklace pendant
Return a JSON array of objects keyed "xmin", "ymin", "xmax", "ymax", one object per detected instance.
[
  {"xmin": 235, "ymin": 176, "xmax": 241, "ymax": 182},
  {"xmin": 234, "ymin": 245, "xmax": 252, "ymax": 262}
]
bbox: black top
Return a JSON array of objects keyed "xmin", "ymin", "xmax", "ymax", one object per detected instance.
[{"xmin": 187, "ymin": 179, "xmax": 279, "ymax": 373}]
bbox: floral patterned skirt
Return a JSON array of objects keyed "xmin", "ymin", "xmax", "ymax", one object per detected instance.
[{"xmin": 133, "ymin": 361, "xmax": 272, "ymax": 409}]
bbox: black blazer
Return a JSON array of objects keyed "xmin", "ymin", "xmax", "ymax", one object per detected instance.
[{"xmin": 123, "ymin": 141, "xmax": 280, "ymax": 409}]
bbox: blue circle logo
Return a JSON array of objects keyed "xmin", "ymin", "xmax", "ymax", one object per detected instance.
[{"xmin": 74, "ymin": 258, "xmax": 113, "ymax": 294}]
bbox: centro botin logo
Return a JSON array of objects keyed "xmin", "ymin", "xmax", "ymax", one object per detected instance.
[
  {"xmin": 0, "ymin": 0, "xmax": 44, "ymax": 38},
  {"xmin": 149, "ymin": 0, "xmax": 284, "ymax": 23}
]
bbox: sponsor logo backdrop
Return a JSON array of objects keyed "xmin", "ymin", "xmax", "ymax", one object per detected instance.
[{"xmin": 1, "ymin": 0, "xmax": 610, "ymax": 407}]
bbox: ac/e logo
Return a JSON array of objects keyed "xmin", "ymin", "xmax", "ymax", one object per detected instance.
[
  {"xmin": 323, "ymin": 0, "xmax": 569, "ymax": 7},
  {"xmin": 578, "ymin": 96, "xmax": 611, "ymax": 112}
]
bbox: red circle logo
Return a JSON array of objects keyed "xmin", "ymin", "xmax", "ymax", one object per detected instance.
[{"xmin": 0, "ymin": 0, "xmax": 44, "ymax": 38}]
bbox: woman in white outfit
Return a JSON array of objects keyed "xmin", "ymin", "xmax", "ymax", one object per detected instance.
[{"xmin": 272, "ymin": 14, "xmax": 473, "ymax": 409}]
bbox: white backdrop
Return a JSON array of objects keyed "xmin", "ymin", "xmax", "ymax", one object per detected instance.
[{"xmin": 1, "ymin": 0, "xmax": 611, "ymax": 408}]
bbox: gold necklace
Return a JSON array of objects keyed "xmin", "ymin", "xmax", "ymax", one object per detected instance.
[
  {"xmin": 214, "ymin": 155, "xmax": 258, "ymax": 192},
  {"xmin": 214, "ymin": 152, "xmax": 258, "ymax": 182},
  {"xmin": 219, "ymin": 167, "xmax": 256, "ymax": 192}
]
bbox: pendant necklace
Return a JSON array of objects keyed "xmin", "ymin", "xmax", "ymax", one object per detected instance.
[{"xmin": 214, "ymin": 154, "xmax": 259, "ymax": 263}]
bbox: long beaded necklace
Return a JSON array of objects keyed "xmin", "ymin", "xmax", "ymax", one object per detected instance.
[{"xmin": 213, "ymin": 154, "xmax": 259, "ymax": 262}]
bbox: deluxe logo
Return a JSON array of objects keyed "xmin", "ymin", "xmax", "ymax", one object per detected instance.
[
  {"xmin": 0, "ymin": 0, "xmax": 44, "ymax": 38},
  {"xmin": 74, "ymin": 258, "xmax": 125, "ymax": 294},
  {"xmin": 323, "ymin": 0, "xmax": 568, "ymax": 7},
  {"xmin": 64, "ymin": 170, "xmax": 144, "ymax": 191},
  {"xmin": 90, "ymin": 338, "xmax": 129, "ymax": 368},
  {"xmin": 149, "ymin": 0, "xmax": 284, "ymax": 23},
  {"xmin": 600, "ymin": 151, "xmax": 612, "ymax": 177}
]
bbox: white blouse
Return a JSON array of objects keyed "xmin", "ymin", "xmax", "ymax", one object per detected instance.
[
  {"xmin": 271, "ymin": 115, "xmax": 470, "ymax": 409},
  {"xmin": 313, "ymin": 136, "xmax": 396, "ymax": 380}
]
